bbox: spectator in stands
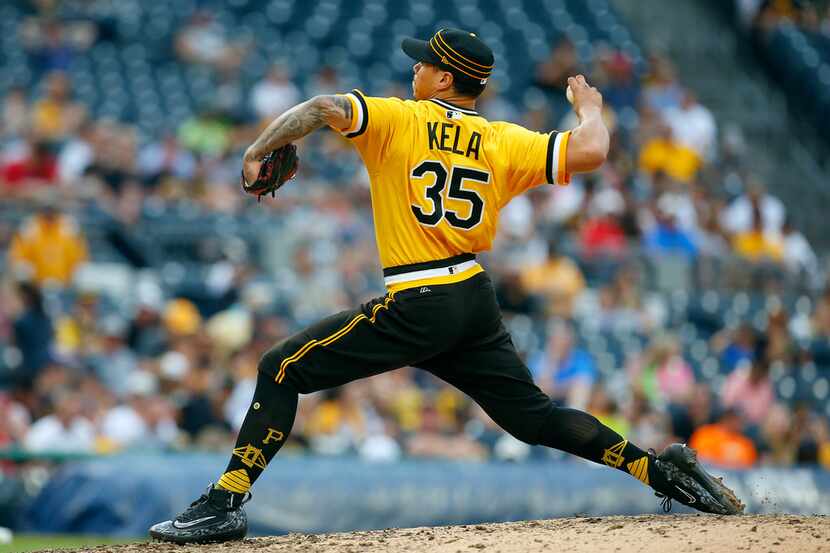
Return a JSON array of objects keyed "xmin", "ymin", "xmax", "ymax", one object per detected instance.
[
  {"xmin": 766, "ymin": 307, "xmax": 796, "ymax": 364},
  {"xmin": 477, "ymin": 82, "xmax": 519, "ymax": 122},
  {"xmin": 535, "ymin": 38, "xmax": 583, "ymax": 120},
  {"xmin": 166, "ymin": 301, "xmax": 205, "ymax": 341},
  {"xmin": 137, "ymin": 133, "xmax": 197, "ymax": 187},
  {"xmin": 642, "ymin": 208, "xmax": 698, "ymax": 260},
  {"xmin": 223, "ymin": 350, "xmax": 258, "ymax": 432},
  {"xmin": 617, "ymin": 265, "xmax": 662, "ymax": 328},
  {"xmin": 669, "ymin": 383, "xmax": 715, "ymax": 443},
  {"xmin": 520, "ymin": 238, "xmax": 586, "ymax": 318},
  {"xmin": 755, "ymin": 0, "xmax": 814, "ymax": 29},
  {"xmin": 0, "ymin": 392, "xmax": 30, "ymax": 447},
  {"xmin": 250, "ymin": 64, "xmax": 300, "ymax": 121},
  {"xmin": 617, "ymin": 182, "xmax": 643, "ymax": 242},
  {"xmin": 623, "ymin": 390, "xmax": 669, "ymax": 449},
  {"xmin": 307, "ymin": 65, "xmax": 343, "ymax": 97},
  {"xmin": 529, "ymin": 320, "xmax": 598, "ymax": 409},
  {"xmin": 22, "ymin": 19, "xmax": 75, "ymax": 72},
  {"xmin": 0, "ymin": 86, "xmax": 30, "ymax": 140},
  {"xmin": 581, "ymin": 266, "xmax": 659, "ymax": 334},
  {"xmin": 689, "ymin": 407, "xmax": 758, "ymax": 468},
  {"xmin": 57, "ymin": 120, "xmax": 96, "ymax": 184},
  {"xmin": 587, "ymin": 385, "xmax": 629, "ymax": 437},
  {"xmin": 1, "ymin": 138, "xmax": 59, "ymax": 192},
  {"xmin": 805, "ymin": 414, "xmax": 830, "ymax": 468},
  {"xmin": 405, "ymin": 397, "xmax": 487, "ymax": 461},
  {"xmin": 693, "ymin": 206, "xmax": 731, "ymax": 288},
  {"xmin": 8, "ymin": 202, "xmax": 88, "ymax": 287},
  {"xmin": 494, "ymin": 270, "xmax": 540, "ymax": 317},
  {"xmin": 536, "ymin": 38, "xmax": 581, "ymax": 94},
  {"xmin": 178, "ymin": 109, "xmax": 233, "ymax": 158},
  {"xmin": 23, "ymin": 389, "xmax": 96, "ymax": 453},
  {"xmin": 721, "ymin": 179, "xmax": 785, "ymax": 236},
  {"xmin": 10, "ymin": 282, "xmax": 53, "ymax": 386},
  {"xmin": 732, "ymin": 206, "xmax": 784, "ymax": 263},
  {"xmin": 54, "ymin": 291, "xmax": 100, "ymax": 358},
  {"xmin": 721, "ymin": 354, "xmax": 774, "ymax": 426},
  {"xmin": 87, "ymin": 316, "xmax": 138, "ymax": 398},
  {"xmin": 756, "ymin": 403, "xmax": 797, "ymax": 465},
  {"xmin": 579, "ymin": 203, "xmax": 627, "ymax": 258},
  {"xmin": 31, "ymin": 71, "xmax": 85, "ymax": 142},
  {"xmin": 809, "ymin": 293, "xmax": 830, "ymax": 353},
  {"xmin": 302, "ymin": 386, "xmax": 363, "ymax": 455},
  {"xmin": 84, "ymin": 120, "xmax": 137, "ymax": 195},
  {"xmin": 638, "ymin": 121, "xmax": 702, "ymax": 183},
  {"xmin": 791, "ymin": 403, "xmax": 830, "ymax": 467},
  {"xmin": 642, "ymin": 54, "xmax": 683, "ymax": 112},
  {"xmin": 712, "ymin": 323, "xmax": 757, "ymax": 373},
  {"xmin": 100, "ymin": 371, "xmax": 180, "ymax": 450},
  {"xmin": 178, "ymin": 364, "xmax": 227, "ymax": 441},
  {"xmin": 628, "ymin": 334, "xmax": 695, "ymax": 405},
  {"xmin": 695, "ymin": 206, "xmax": 730, "ymax": 257},
  {"xmin": 126, "ymin": 299, "xmax": 167, "ymax": 358},
  {"xmin": 598, "ymin": 50, "xmax": 639, "ymax": 113},
  {"xmin": 780, "ymin": 216, "xmax": 819, "ymax": 283},
  {"xmin": 664, "ymin": 90, "xmax": 717, "ymax": 161},
  {"xmin": 175, "ymin": 10, "xmax": 247, "ymax": 71},
  {"xmin": 285, "ymin": 245, "xmax": 349, "ymax": 324},
  {"xmin": 656, "ymin": 175, "xmax": 699, "ymax": 232}
]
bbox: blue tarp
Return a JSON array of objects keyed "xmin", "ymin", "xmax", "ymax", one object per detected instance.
[{"xmin": 20, "ymin": 454, "xmax": 830, "ymax": 537}]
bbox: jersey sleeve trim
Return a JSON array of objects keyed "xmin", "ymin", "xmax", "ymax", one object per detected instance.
[
  {"xmin": 546, "ymin": 130, "xmax": 571, "ymax": 185},
  {"xmin": 342, "ymin": 89, "xmax": 368, "ymax": 139},
  {"xmin": 337, "ymin": 94, "xmax": 360, "ymax": 135}
]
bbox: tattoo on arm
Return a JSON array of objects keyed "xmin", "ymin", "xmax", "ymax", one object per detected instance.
[
  {"xmin": 331, "ymin": 95, "xmax": 353, "ymax": 122},
  {"xmin": 246, "ymin": 98, "xmax": 326, "ymax": 160},
  {"xmin": 245, "ymin": 95, "xmax": 353, "ymax": 161}
]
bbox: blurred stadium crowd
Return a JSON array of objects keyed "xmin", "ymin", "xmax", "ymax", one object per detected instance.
[
  {"xmin": 744, "ymin": 0, "xmax": 830, "ymax": 142},
  {"xmin": 0, "ymin": 0, "xmax": 829, "ymax": 472}
]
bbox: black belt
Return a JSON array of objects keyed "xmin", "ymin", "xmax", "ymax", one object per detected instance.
[{"xmin": 382, "ymin": 253, "xmax": 476, "ymax": 277}]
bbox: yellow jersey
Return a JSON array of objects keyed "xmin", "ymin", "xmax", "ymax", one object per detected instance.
[{"xmin": 338, "ymin": 90, "xmax": 571, "ymax": 292}]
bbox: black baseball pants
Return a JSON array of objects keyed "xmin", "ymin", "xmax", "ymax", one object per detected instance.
[
  {"xmin": 260, "ymin": 272, "xmax": 565, "ymax": 446},
  {"xmin": 220, "ymin": 270, "xmax": 650, "ymax": 493}
]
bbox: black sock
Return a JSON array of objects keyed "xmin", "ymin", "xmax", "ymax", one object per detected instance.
[
  {"xmin": 215, "ymin": 371, "xmax": 297, "ymax": 494},
  {"xmin": 540, "ymin": 406, "xmax": 652, "ymax": 486}
]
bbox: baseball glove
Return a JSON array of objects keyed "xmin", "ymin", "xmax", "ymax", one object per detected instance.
[{"xmin": 241, "ymin": 143, "xmax": 299, "ymax": 201}]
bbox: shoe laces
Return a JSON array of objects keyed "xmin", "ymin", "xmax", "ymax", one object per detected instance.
[
  {"xmin": 187, "ymin": 487, "xmax": 252, "ymax": 513},
  {"xmin": 655, "ymin": 492, "xmax": 673, "ymax": 513},
  {"xmin": 178, "ymin": 494, "xmax": 213, "ymax": 521},
  {"xmin": 189, "ymin": 493, "xmax": 210, "ymax": 509},
  {"xmin": 648, "ymin": 449, "xmax": 673, "ymax": 513}
]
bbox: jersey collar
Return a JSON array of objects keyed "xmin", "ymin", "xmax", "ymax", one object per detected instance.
[{"xmin": 429, "ymin": 98, "xmax": 479, "ymax": 116}]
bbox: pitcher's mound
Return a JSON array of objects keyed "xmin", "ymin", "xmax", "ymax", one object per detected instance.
[{"xmin": 54, "ymin": 514, "xmax": 829, "ymax": 553}]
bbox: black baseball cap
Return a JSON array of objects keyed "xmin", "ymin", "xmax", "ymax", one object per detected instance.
[{"xmin": 401, "ymin": 28, "xmax": 494, "ymax": 85}]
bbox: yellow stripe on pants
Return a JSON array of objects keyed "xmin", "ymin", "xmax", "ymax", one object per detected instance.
[{"xmin": 275, "ymin": 294, "xmax": 395, "ymax": 384}]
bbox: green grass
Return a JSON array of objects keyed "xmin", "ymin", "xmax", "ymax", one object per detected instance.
[{"xmin": 0, "ymin": 534, "xmax": 142, "ymax": 553}]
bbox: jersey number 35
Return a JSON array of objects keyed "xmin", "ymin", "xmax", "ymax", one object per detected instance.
[{"xmin": 410, "ymin": 160, "xmax": 490, "ymax": 230}]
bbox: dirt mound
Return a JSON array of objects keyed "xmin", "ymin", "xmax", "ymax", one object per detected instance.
[{"xmin": 38, "ymin": 514, "xmax": 829, "ymax": 553}]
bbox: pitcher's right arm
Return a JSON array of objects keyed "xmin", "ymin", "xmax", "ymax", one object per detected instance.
[{"xmin": 563, "ymin": 74, "xmax": 609, "ymax": 174}]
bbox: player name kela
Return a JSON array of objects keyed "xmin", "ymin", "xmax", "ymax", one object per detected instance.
[{"xmin": 426, "ymin": 120, "xmax": 482, "ymax": 160}]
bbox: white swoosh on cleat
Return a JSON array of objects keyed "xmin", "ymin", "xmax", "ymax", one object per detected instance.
[
  {"xmin": 674, "ymin": 485, "xmax": 697, "ymax": 504},
  {"xmin": 172, "ymin": 516, "xmax": 217, "ymax": 529}
]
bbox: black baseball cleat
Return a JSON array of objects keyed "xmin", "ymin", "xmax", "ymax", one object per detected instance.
[
  {"xmin": 149, "ymin": 485, "xmax": 251, "ymax": 544},
  {"xmin": 649, "ymin": 443, "xmax": 745, "ymax": 515}
]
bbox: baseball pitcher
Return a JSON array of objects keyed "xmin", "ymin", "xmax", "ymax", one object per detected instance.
[{"xmin": 151, "ymin": 28, "xmax": 742, "ymax": 544}]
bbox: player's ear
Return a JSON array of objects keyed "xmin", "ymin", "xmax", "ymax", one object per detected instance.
[{"xmin": 438, "ymin": 69, "xmax": 454, "ymax": 93}]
